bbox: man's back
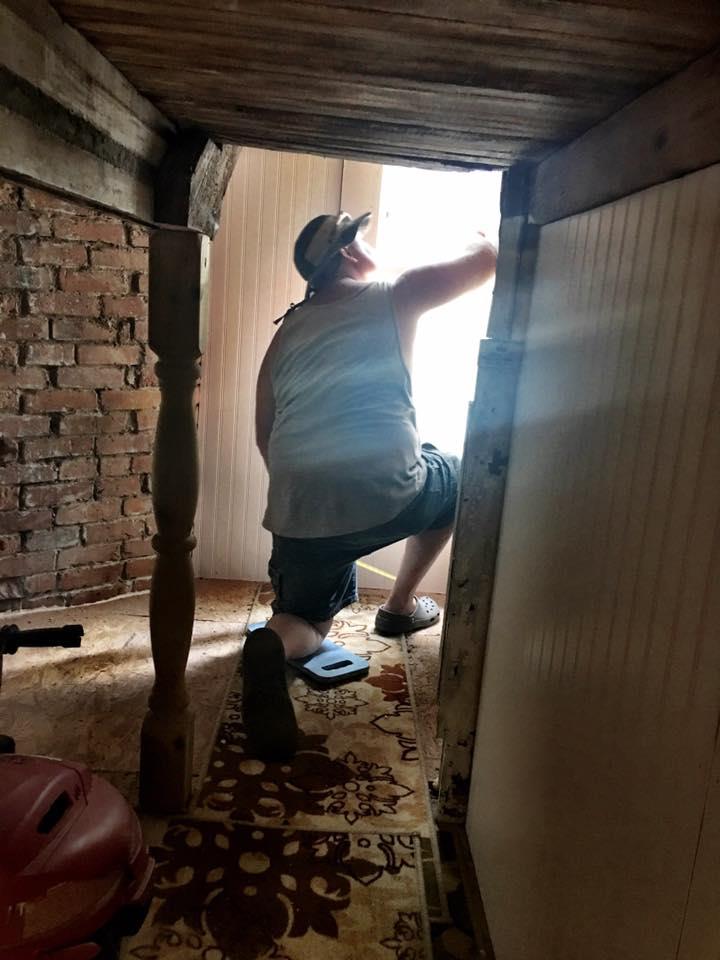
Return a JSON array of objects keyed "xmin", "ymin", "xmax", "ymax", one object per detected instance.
[{"xmin": 263, "ymin": 280, "xmax": 426, "ymax": 538}]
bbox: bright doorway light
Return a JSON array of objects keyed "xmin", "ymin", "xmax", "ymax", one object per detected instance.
[{"xmin": 375, "ymin": 165, "xmax": 502, "ymax": 454}]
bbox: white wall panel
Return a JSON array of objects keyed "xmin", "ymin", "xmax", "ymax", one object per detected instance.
[
  {"xmin": 467, "ymin": 164, "xmax": 720, "ymax": 959},
  {"xmin": 195, "ymin": 148, "xmax": 343, "ymax": 580}
]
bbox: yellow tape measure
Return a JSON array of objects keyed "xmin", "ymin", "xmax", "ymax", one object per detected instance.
[{"xmin": 356, "ymin": 559, "xmax": 397, "ymax": 582}]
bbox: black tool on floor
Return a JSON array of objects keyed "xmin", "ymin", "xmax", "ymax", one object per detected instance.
[{"xmin": 0, "ymin": 622, "xmax": 84, "ymax": 754}]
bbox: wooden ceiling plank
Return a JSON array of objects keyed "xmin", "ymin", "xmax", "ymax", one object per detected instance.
[
  {"xmin": 83, "ymin": 30, "xmax": 653, "ymax": 104},
  {"xmin": 56, "ymin": 0, "xmax": 720, "ymax": 50},
  {"xmin": 51, "ymin": 9, "xmax": 691, "ymax": 84}
]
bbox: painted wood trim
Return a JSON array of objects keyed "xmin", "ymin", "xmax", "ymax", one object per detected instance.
[
  {"xmin": 531, "ymin": 45, "xmax": 720, "ymax": 225},
  {"xmin": 437, "ymin": 337, "xmax": 524, "ymax": 820}
]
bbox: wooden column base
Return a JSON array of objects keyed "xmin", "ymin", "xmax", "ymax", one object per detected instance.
[{"xmin": 139, "ymin": 705, "xmax": 195, "ymax": 813}]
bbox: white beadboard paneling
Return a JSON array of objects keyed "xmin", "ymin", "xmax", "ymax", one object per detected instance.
[
  {"xmin": 467, "ymin": 164, "xmax": 720, "ymax": 960},
  {"xmin": 195, "ymin": 148, "xmax": 343, "ymax": 580}
]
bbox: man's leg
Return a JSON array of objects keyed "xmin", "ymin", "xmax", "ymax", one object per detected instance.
[
  {"xmin": 266, "ymin": 613, "xmax": 333, "ymax": 659},
  {"xmin": 381, "ymin": 521, "xmax": 454, "ymax": 615}
]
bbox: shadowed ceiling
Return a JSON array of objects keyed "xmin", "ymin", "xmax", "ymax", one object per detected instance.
[{"xmin": 51, "ymin": 0, "xmax": 720, "ymax": 169}]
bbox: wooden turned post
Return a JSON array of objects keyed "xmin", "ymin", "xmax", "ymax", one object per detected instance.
[{"xmin": 140, "ymin": 228, "xmax": 209, "ymax": 814}]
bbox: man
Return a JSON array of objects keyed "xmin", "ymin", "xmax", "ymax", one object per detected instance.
[{"xmin": 244, "ymin": 210, "xmax": 497, "ymax": 761}]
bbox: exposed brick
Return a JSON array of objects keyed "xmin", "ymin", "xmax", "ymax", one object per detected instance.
[
  {"xmin": 23, "ymin": 187, "xmax": 88, "ymax": 215},
  {"xmin": 0, "ymin": 462, "xmax": 55, "ymax": 484},
  {"xmin": 52, "ymin": 318, "xmax": 115, "ymax": 341},
  {"xmin": 100, "ymin": 455, "xmax": 131, "ymax": 476},
  {"xmin": 139, "ymin": 364, "xmax": 159, "ymax": 387},
  {"xmin": 58, "ymin": 561, "xmax": 124, "ymax": 591},
  {"xmin": 23, "ymin": 436, "xmax": 94, "ymax": 461},
  {"xmin": 22, "ymin": 480, "xmax": 93, "ymax": 508},
  {"xmin": 0, "ymin": 293, "xmax": 20, "ymax": 319},
  {"xmin": 135, "ymin": 272, "xmax": 148, "ymax": 295},
  {"xmin": 135, "ymin": 410, "xmax": 158, "ymax": 432},
  {"xmin": 0, "ymin": 509, "xmax": 51, "ymax": 533},
  {"xmin": 53, "ymin": 217, "xmax": 125, "ymax": 245},
  {"xmin": 84, "ymin": 517, "xmax": 145, "ymax": 544},
  {"xmin": 96, "ymin": 433, "xmax": 152, "ymax": 456},
  {"xmin": 16, "ymin": 318, "xmax": 50, "ymax": 341},
  {"xmin": 21, "ymin": 595, "xmax": 62, "ymax": 610},
  {"xmin": 101, "ymin": 389, "xmax": 159, "ymax": 411},
  {"xmin": 60, "ymin": 412, "xmax": 129, "ymax": 436},
  {"xmin": 128, "ymin": 226, "xmax": 149, "ymax": 247},
  {"xmin": 29, "ymin": 292, "xmax": 101, "ymax": 317},
  {"xmin": 23, "ymin": 390, "xmax": 97, "ymax": 413},
  {"xmin": 56, "ymin": 498, "xmax": 121, "ymax": 525},
  {"xmin": 59, "ymin": 268, "xmax": 129, "ymax": 295},
  {"xmin": 125, "ymin": 556, "xmax": 154, "ymax": 578},
  {"xmin": 0, "ymin": 486, "xmax": 18, "ymax": 510},
  {"xmin": 0, "ymin": 533, "xmax": 21, "ymax": 555},
  {"xmin": 58, "ymin": 457, "xmax": 97, "ymax": 480},
  {"xmin": 123, "ymin": 496, "xmax": 152, "ymax": 516},
  {"xmin": 123, "ymin": 536, "xmax": 154, "ymax": 559},
  {"xmin": 0, "ymin": 343, "xmax": 18, "ymax": 365},
  {"xmin": 77, "ymin": 344, "xmax": 142, "ymax": 365},
  {"xmin": 0, "ymin": 579, "xmax": 23, "ymax": 600},
  {"xmin": 0, "ymin": 435, "xmax": 17, "ymax": 463},
  {"xmin": 91, "ymin": 247, "xmax": 146, "ymax": 271},
  {"xmin": 0, "ymin": 182, "xmax": 19, "ymax": 206},
  {"xmin": 25, "ymin": 572, "xmax": 57, "ymax": 595},
  {"xmin": 25, "ymin": 342, "xmax": 75, "ymax": 366},
  {"xmin": 132, "ymin": 577, "xmax": 151, "ymax": 592},
  {"xmin": 20, "ymin": 240, "xmax": 87, "ymax": 267},
  {"xmin": 102, "ymin": 295, "xmax": 147, "ymax": 319},
  {"xmin": 57, "ymin": 541, "xmax": 121, "ymax": 569},
  {"xmin": 7, "ymin": 368, "xmax": 48, "ymax": 390},
  {"xmin": 57, "ymin": 366, "xmax": 125, "ymax": 389},
  {"xmin": 25, "ymin": 526, "xmax": 80, "ymax": 552},
  {"xmin": 67, "ymin": 583, "xmax": 122, "ymax": 606},
  {"xmin": 97, "ymin": 474, "xmax": 141, "ymax": 497},
  {"xmin": 0, "ymin": 389, "xmax": 19, "ymax": 413},
  {"xmin": 0, "ymin": 414, "xmax": 51, "ymax": 439},
  {"xmin": 0, "ymin": 264, "xmax": 54, "ymax": 291},
  {"xmin": 0, "ymin": 210, "xmax": 50, "ymax": 237},
  {"xmin": 0, "ymin": 550, "xmax": 54, "ymax": 578},
  {"xmin": 133, "ymin": 319, "xmax": 149, "ymax": 342},
  {"xmin": 131, "ymin": 453, "xmax": 152, "ymax": 474}
]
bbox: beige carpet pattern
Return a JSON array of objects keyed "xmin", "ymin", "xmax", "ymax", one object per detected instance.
[{"xmin": 0, "ymin": 581, "xmax": 256, "ymax": 800}]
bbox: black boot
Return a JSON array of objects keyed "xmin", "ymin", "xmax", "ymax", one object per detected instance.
[{"xmin": 241, "ymin": 627, "xmax": 298, "ymax": 762}]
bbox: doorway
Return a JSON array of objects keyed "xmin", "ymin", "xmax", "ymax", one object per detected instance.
[{"xmin": 193, "ymin": 147, "xmax": 501, "ymax": 592}]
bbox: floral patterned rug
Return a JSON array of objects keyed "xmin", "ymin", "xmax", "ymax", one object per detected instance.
[{"xmin": 123, "ymin": 585, "xmax": 438, "ymax": 959}]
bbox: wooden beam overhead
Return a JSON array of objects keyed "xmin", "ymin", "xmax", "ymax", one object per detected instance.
[
  {"xmin": 0, "ymin": 0, "xmax": 174, "ymax": 221},
  {"xmin": 155, "ymin": 132, "xmax": 239, "ymax": 238},
  {"xmin": 531, "ymin": 45, "xmax": 720, "ymax": 224},
  {"xmin": 51, "ymin": 0, "xmax": 720, "ymax": 170}
]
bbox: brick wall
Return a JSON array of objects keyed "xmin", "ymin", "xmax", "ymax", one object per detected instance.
[{"xmin": 0, "ymin": 176, "xmax": 158, "ymax": 611}]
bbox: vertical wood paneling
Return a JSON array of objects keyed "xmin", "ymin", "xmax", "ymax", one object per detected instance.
[
  {"xmin": 195, "ymin": 148, "xmax": 343, "ymax": 580},
  {"xmin": 466, "ymin": 164, "xmax": 720, "ymax": 960}
]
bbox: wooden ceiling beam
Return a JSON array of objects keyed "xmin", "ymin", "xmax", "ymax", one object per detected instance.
[{"xmin": 531, "ymin": 45, "xmax": 720, "ymax": 224}]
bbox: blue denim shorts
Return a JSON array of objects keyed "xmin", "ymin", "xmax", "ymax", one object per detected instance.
[{"xmin": 268, "ymin": 444, "xmax": 459, "ymax": 623}]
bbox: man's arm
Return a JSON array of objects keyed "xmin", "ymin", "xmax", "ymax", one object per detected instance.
[
  {"xmin": 255, "ymin": 331, "xmax": 281, "ymax": 468},
  {"xmin": 390, "ymin": 237, "xmax": 497, "ymax": 366}
]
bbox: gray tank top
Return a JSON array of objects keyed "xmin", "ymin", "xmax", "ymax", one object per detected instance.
[{"xmin": 263, "ymin": 281, "xmax": 426, "ymax": 538}]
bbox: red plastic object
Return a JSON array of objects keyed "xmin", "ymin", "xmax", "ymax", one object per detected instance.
[{"xmin": 0, "ymin": 756, "xmax": 154, "ymax": 960}]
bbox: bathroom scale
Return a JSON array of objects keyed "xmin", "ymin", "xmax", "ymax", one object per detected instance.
[{"xmin": 246, "ymin": 622, "xmax": 370, "ymax": 686}]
